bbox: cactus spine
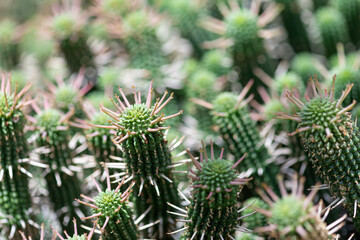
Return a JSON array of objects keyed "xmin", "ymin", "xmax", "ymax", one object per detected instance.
[
  {"xmin": 278, "ymin": 76, "xmax": 360, "ymax": 229},
  {"xmin": 98, "ymin": 81, "xmax": 182, "ymax": 239},
  {"xmin": 179, "ymin": 143, "xmax": 250, "ymax": 240}
]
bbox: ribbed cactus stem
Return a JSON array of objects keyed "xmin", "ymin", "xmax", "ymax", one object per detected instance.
[
  {"xmin": 32, "ymin": 105, "xmax": 86, "ymax": 234},
  {"xmin": 254, "ymin": 176, "xmax": 346, "ymax": 239},
  {"xmin": 177, "ymin": 142, "xmax": 250, "ymax": 239},
  {"xmin": 0, "ymin": 75, "xmax": 34, "ymax": 237},
  {"xmin": 77, "ymin": 169, "xmax": 139, "ymax": 240},
  {"xmin": 97, "ymin": 81, "xmax": 182, "ymax": 239},
  {"xmin": 277, "ymin": 76, "xmax": 360, "ymax": 230}
]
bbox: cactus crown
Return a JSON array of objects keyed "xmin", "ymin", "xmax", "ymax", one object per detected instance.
[
  {"xmin": 92, "ymin": 187, "xmax": 130, "ymax": 218},
  {"xmin": 273, "ymin": 72, "xmax": 304, "ymax": 96},
  {"xmin": 36, "ymin": 109, "xmax": 63, "ymax": 129},
  {"xmin": 0, "ymin": 74, "xmax": 31, "ymax": 118},
  {"xmin": 55, "ymin": 85, "xmax": 78, "ymax": 107},
  {"xmin": 99, "ymin": 80, "xmax": 182, "ymax": 144},
  {"xmin": 225, "ymin": 10, "xmax": 258, "ymax": 42},
  {"xmin": 52, "ymin": 13, "xmax": 77, "ymax": 38},
  {"xmin": 52, "ymin": 219, "xmax": 96, "ymax": 240},
  {"xmin": 102, "ymin": 0, "xmax": 128, "ymax": 16}
]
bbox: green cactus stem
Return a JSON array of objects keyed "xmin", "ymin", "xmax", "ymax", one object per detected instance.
[
  {"xmin": 0, "ymin": 74, "xmax": 35, "ymax": 238},
  {"xmin": 290, "ymin": 53, "xmax": 323, "ymax": 84},
  {"xmin": 170, "ymin": 143, "xmax": 251, "ymax": 239},
  {"xmin": 315, "ymin": 7, "xmax": 349, "ymax": 57},
  {"xmin": 332, "ymin": 0, "xmax": 360, "ymax": 46},
  {"xmin": 31, "ymin": 103, "xmax": 87, "ymax": 234},
  {"xmin": 51, "ymin": 0, "xmax": 96, "ymax": 84},
  {"xmin": 195, "ymin": 80, "xmax": 281, "ymax": 192},
  {"xmin": 97, "ymin": 81, "xmax": 182, "ymax": 239},
  {"xmin": 201, "ymin": 49, "xmax": 232, "ymax": 77},
  {"xmin": 77, "ymin": 169, "xmax": 139, "ymax": 240},
  {"xmin": 241, "ymin": 197, "xmax": 269, "ymax": 231},
  {"xmin": 254, "ymin": 176, "xmax": 346, "ymax": 239},
  {"xmin": 277, "ymin": 76, "xmax": 360, "ymax": 230},
  {"xmin": 274, "ymin": 0, "xmax": 311, "ymax": 52},
  {"xmin": 0, "ymin": 20, "xmax": 20, "ymax": 70}
]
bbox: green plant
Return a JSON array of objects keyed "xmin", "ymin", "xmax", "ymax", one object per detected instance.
[
  {"xmin": 290, "ymin": 53, "xmax": 322, "ymax": 84},
  {"xmin": 178, "ymin": 142, "xmax": 250, "ymax": 239},
  {"xmin": 0, "ymin": 20, "xmax": 19, "ymax": 70},
  {"xmin": 277, "ymin": 76, "xmax": 360, "ymax": 230},
  {"xmin": 98, "ymin": 81, "xmax": 183, "ymax": 239}
]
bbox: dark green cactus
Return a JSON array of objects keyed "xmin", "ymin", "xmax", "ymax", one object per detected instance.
[
  {"xmin": 32, "ymin": 105, "xmax": 87, "ymax": 234},
  {"xmin": 254, "ymin": 176, "xmax": 346, "ymax": 239},
  {"xmin": 315, "ymin": 7, "xmax": 349, "ymax": 56},
  {"xmin": 278, "ymin": 76, "xmax": 360, "ymax": 230},
  {"xmin": 312, "ymin": 0, "xmax": 329, "ymax": 10},
  {"xmin": 98, "ymin": 81, "xmax": 182, "ymax": 239},
  {"xmin": 179, "ymin": 143, "xmax": 250, "ymax": 239},
  {"xmin": 0, "ymin": 75, "xmax": 34, "ymax": 238},
  {"xmin": 274, "ymin": 0, "xmax": 311, "ymax": 52},
  {"xmin": 331, "ymin": 0, "xmax": 360, "ymax": 46},
  {"xmin": 0, "ymin": 20, "xmax": 19, "ymax": 70},
  {"xmin": 206, "ymin": 81, "xmax": 280, "ymax": 192},
  {"xmin": 201, "ymin": 49, "xmax": 232, "ymax": 77},
  {"xmin": 51, "ymin": 1, "xmax": 96, "ymax": 84},
  {"xmin": 241, "ymin": 197, "xmax": 269, "ymax": 231},
  {"xmin": 77, "ymin": 171, "xmax": 139, "ymax": 240},
  {"xmin": 273, "ymin": 72, "xmax": 305, "ymax": 97}
]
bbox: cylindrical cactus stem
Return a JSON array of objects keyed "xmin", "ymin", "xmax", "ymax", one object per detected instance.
[
  {"xmin": 0, "ymin": 20, "xmax": 20, "ymax": 70},
  {"xmin": 273, "ymin": 0, "xmax": 311, "ymax": 52},
  {"xmin": 97, "ymin": 81, "xmax": 183, "ymax": 239},
  {"xmin": 51, "ymin": 0, "xmax": 97, "ymax": 84},
  {"xmin": 277, "ymin": 76, "xmax": 360, "ymax": 230},
  {"xmin": 173, "ymin": 143, "xmax": 251, "ymax": 239},
  {"xmin": 195, "ymin": 80, "xmax": 281, "ymax": 192},
  {"xmin": 201, "ymin": 49, "xmax": 232, "ymax": 77},
  {"xmin": 254, "ymin": 175, "xmax": 346, "ymax": 239},
  {"xmin": 290, "ymin": 53, "xmax": 323, "ymax": 84},
  {"xmin": 31, "ymin": 104, "xmax": 87, "ymax": 234},
  {"xmin": 332, "ymin": 0, "xmax": 360, "ymax": 46},
  {"xmin": 315, "ymin": 7, "xmax": 349, "ymax": 57},
  {"xmin": 0, "ymin": 75, "xmax": 35, "ymax": 238},
  {"xmin": 77, "ymin": 170, "xmax": 139, "ymax": 240}
]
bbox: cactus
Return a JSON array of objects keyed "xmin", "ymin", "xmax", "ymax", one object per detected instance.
[
  {"xmin": 254, "ymin": 176, "xmax": 346, "ymax": 239},
  {"xmin": 290, "ymin": 53, "xmax": 323, "ymax": 84},
  {"xmin": 178, "ymin": 143, "xmax": 250, "ymax": 239},
  {"xmin": 0, "ymin": 20, "xmax": 19, "ymax": 70},
  {"xmin": 97, "ymin": 81, "xmax": 182, "ymax": 239},
  {"xmin": 241, "ymin": 197, "xmax": 269, "ymax": 231},
  {"xmin": 273, "ymin": 72, "xmax": 305, "ymax": 97},
  {"xmin": 197, "ymin": 81, "xmax": 281, "ymax": 192},
  {"xmin": 77, "ymin": 169, "xmax": 139, "ymax": 240},
  {"xmin": 331, "ymin": 0, "xmax": 360, "ymax": 46},
  {"xmin": 277, "ymin": 76, "xmax": 360, "ymax": 230},
  {"xmin": 0, "ymin": 74, "xmax": 35, "ymax": 238},
  {"xmin": 201, "ymin": 49, "xmax": 232, "ymax": 77},
  {"xmin": 315, "ymin": 7, "xmax": 349, "ymax": 56},
  {"xmin": 52, "ymin": 219, "xmax": 97, "ymax": 240},
  {"xmin": 51, "ymin": 0, "xmax": 96, "ymax": 84},
  {"xmin": 31, "ymin": 104, "xmax": 87, "ymax": 234},
  {"xmin": 274, "ymin": 0, "xmax": 311, "ymax": 52}
]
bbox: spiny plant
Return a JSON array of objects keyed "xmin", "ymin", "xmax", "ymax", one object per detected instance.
[
  {"xmin": 169, "ymin": 142, "xmax": 251, "ymax": 240},
  {"xmin": 273, "ymin": 72, "xmax": 305, "ymax": 97},
  {"xmin": 315, "ymin": 7, "xmax": 349, "ymax": 57},
  {"xmin": 97, "ymin": 81, "xmax": 183, "ymax": 239},
  {"xmin": 0, "ymin": 19, "xmax": 19, "ymax": 70},
  {"xmin": 51, "ymin": 0, "xmax": 96, "ymax": 84},
  {"xmin": 201, "ymin": 49, "xmax": 232, "ymax": 77},
  {"xmin": 273, "ymin": 0, "xmax": 311, "ymax": 52},
  {"xmin": 254, "ymin": 176, "xmax": 347, "ymax": 239},
  {"xmin": 277, "ymin": 76, "xmax": 360, "ymax": 230},
  {"xmin": 77, "ymin": 169, "xmax": 139, "ymax": 240},
  {"xmin": 200, "ymin": 0, "xmax": 280, "ymax": 100},
  {"xmin": 0, "ymin": 74, "xmax": 35, "ymax": 238},
  {"xmin": 241, "ymin": 197, "xmax": 269, "ymax": 231},
  {"xmin": 30, "ymin": 101, "xmax": 87, "ymax": 234},
  {"xmin": 52, "ymin": 219, "xmax": 97, "ymax": 240},
  {"xmin": 195, "ymin": 80, "xmax": 280, "ymax": 192}
]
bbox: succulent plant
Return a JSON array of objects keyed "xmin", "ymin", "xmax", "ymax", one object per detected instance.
[
  {"xmin": 277, "ymin": 76, "xmax": 360, "ymax": 230},
  {"xmin": 254, "ymin": 176, "xmax": 346, "ymax": 239},
  {"xmin": 0, "ymin": 74, "xmax": 34, "ymax": 238},
  {"xmin": 97, "ymin": 81, "xmax": 183, "ymax": 239},
  {"xmin": 31, "ymin": 103, "xmax": 87, "ymax": 234},
  {"xmin": 201, "ymin": 49, "xmax": 232, "ymax": 77},
  {"xmin": 241, "ymin": 197, "xmax": 269, "ymax": 231},
  {"xmin": 173, "ymin": 142, "xmax": 250, "ymax": 240},
  {"xmin": 290, "ymin": 53, "xmax": 323, "ymax": 84},
  {"xmin": 315, "ymin": 7, "xmax": 349, "ymax": 56},
  {"xmin": 77, "ymin": 169, "xmax": 139, "ymax": 240}
]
